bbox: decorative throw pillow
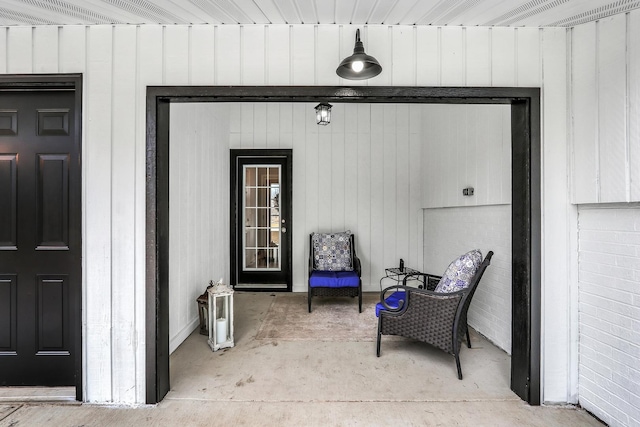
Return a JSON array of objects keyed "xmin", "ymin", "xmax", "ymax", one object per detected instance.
[
  {"xmin": 434, "ymin": 250, "xmax": 483, "ymax": 293},
  {"xmin": 312, "ymin": 231, "xmax": 353, "ymax": 271}
]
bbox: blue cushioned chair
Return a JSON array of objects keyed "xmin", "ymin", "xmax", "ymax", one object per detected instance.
[
  {"xmin": 308, "ymin": 232, "xmax": 362, "ymax": 313},
  {"xmin": 376, "ymin": 250, "xmax": 493, "ymax": 379}
]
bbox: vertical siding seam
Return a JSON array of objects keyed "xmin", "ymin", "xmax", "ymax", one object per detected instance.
[
  {"xmin": 240, "ymin": 25, "xmax": 244, "ymax": 84},
  {"xmin": 500, "ymin": 106, "xmax": 504, "ymax": 202},
  {"xmin": 565, "ymin": 27, "xmax": 579, "ymax": 403},
  {"xmin": 288, "ymin": 25, "xmax": 293, "ymax": 84},
  {"xmin": 187, "ymin": 25, "xmax": 192, "ymax": 85},
  {"xmin": 213, "ymin": 25, "xmax": 218, "ymax": 85},
  {"xmin": 343, "ymin": 106, "xmax": 347, "ymax": 225},
  {"xmin": 408, "ymin": 106, "xmax": 413, "ymax": 262},
  {"xmin": 133, "ymin": 23, "xmax": 141, "ymax": 402},
  {"xmin": 595, "ymin": 21, "xmax": 601, "ymax": 202},
  {"xmin": 462, "ymin": 27, "xmax": 467, "ymax": 86},
  {"xmin": 437, "ymin": 26, "xmax": 441, "ymax": 85},
  {"xmin": 338, "ymin": 24, "xmax": 343, "ymax": 88},
  {"xmin": 57, "ymin": 25, "xmax": 61, "ymax": 73},
  {"xmin": 264, "ymin": 25, "xmax": 268, "ymax": 84},
  {"xmin": 538, "ymin": 30, "xmax": 544, "ymax": 210},
  {"xmin": 489, "ymin": 27, "xmax": 493, "ymax": 86},
  {"xmin": 625, "ymin": 12, "xmax": 631, "ymax": 202},
  {"xmin": 367, "ymin": 104, "xmax": 372, "ymax": 283},
  {"xmin": 388, "ymin": 25, "xmax": 393, "ymax": 85},
  {"xmin": 109, "ymin": 24, "xmax": 116, "ymax": 403},
  {"xmin": 514, "ymin": 28, "xmax": 519, "ymax": 87},
  {"xmin": 83, "ymin": 24, "xmax": 90, "ymax": 401},
  {"xmin": 567, "ymin": 27, "xmax": 576, "ymax": 203},
  {"xmin": 413, "ymin": 26, "xmax": 417, "ymax": 86},
  {"xmin": 2, "ymin": 27, "xmax": 7, "ymax": 73},
  {"xmin": 314, "ymin": 25, "xmax": 318, "ymax": 85},
  {"xmin": 539, "ymin": 28, "xmax": 544, "ymax": 88},
  {"xmin": 161, "ymin": 26, "xmax": 166, "ymax": 85},
  {"xmin": 30, "ymin": 26, "xmax": 35, "ymax": 72}
]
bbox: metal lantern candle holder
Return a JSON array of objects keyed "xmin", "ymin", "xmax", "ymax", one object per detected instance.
[
  {"xmin": 196, "ymin": 292, "xmax": 208, "ymax": 335},
  {"xmin": 196, "ymin": 281, "xmax": 214, "ymax": 335},
  {"xmin": 208, "ymin": 280, "xmax": 235, "ymax": 352}
]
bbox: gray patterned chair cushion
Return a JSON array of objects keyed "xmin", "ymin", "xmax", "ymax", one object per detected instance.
[
  {"xmin": 434, "ymin": 250, "xmax": 483, "ymax": 293},
  {"xmin": 312, "ymin": 231, "xmax": 353, "ymax": 271}
]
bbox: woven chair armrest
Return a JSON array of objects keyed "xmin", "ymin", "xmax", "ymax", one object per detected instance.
[
  {"xmin": 380, "ymin": 284, "xmax": 410, "ymax": 298},
  {"xmin": 379, "ymin": 285, "xmax": 406, "ymax": 313},
  {"xmin": 353, "ymin": 255, "xmax": 362, "ymax": 276},
  {"xmin": 395, "ymin": 284, "xmax": 467, "ymax": 298},
  {"xmin": 379, "ymin": 284, "xmax": 464, "ymax": 314}
]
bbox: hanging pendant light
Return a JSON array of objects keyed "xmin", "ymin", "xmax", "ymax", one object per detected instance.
[
  {"xmin": 336, "ymin": 29, "xmax": 382, "ymax": 80},
  {"xmin": 315, "ymin": 103, "xmax": 332, "ymax": 125}
]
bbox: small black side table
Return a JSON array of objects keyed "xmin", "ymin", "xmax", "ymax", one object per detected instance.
[{"xmin": 379, "ymin": 267, "xmax": 424, "ymax": 291}]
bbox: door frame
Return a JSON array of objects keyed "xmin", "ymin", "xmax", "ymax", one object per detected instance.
[
  {"xmin": 146, "ymin": 86, "xmax": 540, "ymax": 405},
  {"xmin": 0, "ymin": 74, "xmax": 83, "ymax": 401},
  {"xmin": 230, "ymin": 149, "xmax": 293, "ymax": 291}
]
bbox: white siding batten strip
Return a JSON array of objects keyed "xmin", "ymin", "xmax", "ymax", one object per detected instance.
[
  {"xmin": 595, "ymin": 20, "xmax": 601, "ymax": 202},
  {"xmin": 625, "ymin": 12, "xmax": 631, "ymax": 202}
]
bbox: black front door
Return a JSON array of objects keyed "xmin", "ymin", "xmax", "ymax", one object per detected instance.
[
  {"xmin": 0, "ymin": 89, "xmax": 81, "ymax": 386},
  {"xmin": 231, "ymin": 150, "xmax": 292, "ymax": 291}
]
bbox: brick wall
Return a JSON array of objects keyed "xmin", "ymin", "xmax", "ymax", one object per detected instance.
[
  {"xmin": 423, "ymin": 205, "xmax": 512, "ymax": 353},
  {"xmin": 578, "ymin": 206, "xmax": 640, "ymax": 427}
]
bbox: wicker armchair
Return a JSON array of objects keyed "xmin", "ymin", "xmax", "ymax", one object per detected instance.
[
  {"xmin": 376, "ymin": 250, "xmax": 493, "ymax": 379},
  {"xmin": 308, "ymin": 232, "xmax": 362, "ymax": 313}
]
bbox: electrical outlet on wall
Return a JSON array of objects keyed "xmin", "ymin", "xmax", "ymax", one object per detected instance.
[{"xmin": 463, "ymin": 187, "xmax": 475, "ymax": 196}]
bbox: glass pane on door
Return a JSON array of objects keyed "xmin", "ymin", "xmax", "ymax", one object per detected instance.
[{"xmin": 243, "ymin": 165, "xmax": 281, "ymax": 271}]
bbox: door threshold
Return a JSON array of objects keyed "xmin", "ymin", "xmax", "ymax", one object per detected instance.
[
  {"xmin": 0, "ymin": 387, "xmax": 78, "ymax": 404},
  {"xmin": 235, "ymin": 283, "xmax": 288, "ymax": 290}
]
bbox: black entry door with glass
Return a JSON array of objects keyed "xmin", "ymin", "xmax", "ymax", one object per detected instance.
[{"xmin": 231, "ymin": 150, "xmax": 292, "ymax": 291}]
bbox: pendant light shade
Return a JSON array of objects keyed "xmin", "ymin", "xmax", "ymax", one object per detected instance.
[{"xmin": 336, "ymin": 29, "xmax": 382, "ymax": 80}]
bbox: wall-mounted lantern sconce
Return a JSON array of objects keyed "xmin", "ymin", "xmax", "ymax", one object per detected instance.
[
  {"xmin": 336, "ymin": 29, "xmax": 382, "ymax": 80},
  {"xmin": 315, "ymin": 103, "xmax": 332, "ymax": 125}
]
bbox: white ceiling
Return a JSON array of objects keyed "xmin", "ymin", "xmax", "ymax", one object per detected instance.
[{"xmin": 1, "ymin": 0, "xmax": 639, "ymax": 27}]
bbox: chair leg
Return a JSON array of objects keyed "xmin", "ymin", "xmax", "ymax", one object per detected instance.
[
  {"xmin": 308, "ymin": 289, "xmax": 312, "ymax": 313},
  {"xmin": 466, "ymin": 328, "xmax": 472, "ymax": 348},
  {"xmin": 455, "ymin": 352, "xmax": 463, "ymax": 380},
  {"xmin": 358, "ymin": 291, "xmax": 362, "ymax": 313},
  {"xmin": 376, "ymin": 320, "xmax": 382, "ymax": 357}
]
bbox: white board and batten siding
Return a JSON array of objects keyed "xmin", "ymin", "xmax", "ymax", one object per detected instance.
[
  {"xmin": 571, "ymin": 11, "xmax": 640, "ymax": 427},
  {"xmin": 226, "ymin": 102, "xmax": 425, "ymax": 294},
  {"xmin": 421, "ymin": 104, "xmax": 513, "ymax": 354},
  {"xmin": 421, "ymin": 104, "xmax": 511, "ymax": 209},
  {"xmin": 168, "ymin": 104, "xmax": 231, "ymax": 355},
  {"xmin": 0, "ymin": 24, "xmax": 572, "ymax": 405},
  {"xmin": 571, "ymin": 11, "xmax": 640, "ymax": 204}
]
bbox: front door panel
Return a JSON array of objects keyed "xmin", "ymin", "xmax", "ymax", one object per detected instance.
[{"xmin": 0, "ymin": 90, "xmax": 80, "ymax": 386}]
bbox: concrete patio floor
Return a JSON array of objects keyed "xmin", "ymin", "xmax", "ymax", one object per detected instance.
[{"xmin": 0, "ymin": 292, "xmax": 603, "ymax": 426}]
